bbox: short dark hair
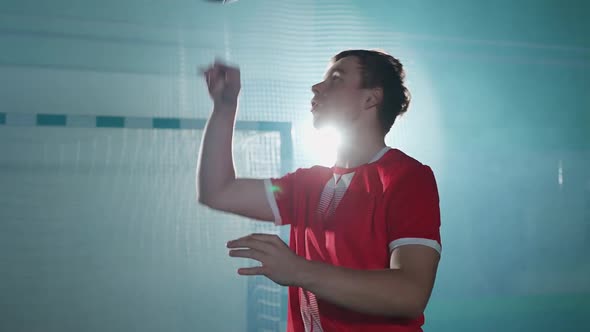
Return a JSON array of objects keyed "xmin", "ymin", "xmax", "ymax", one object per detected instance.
[{"xmin": 332, "ymin": 49, "xmax": 411, "ymax": 134}]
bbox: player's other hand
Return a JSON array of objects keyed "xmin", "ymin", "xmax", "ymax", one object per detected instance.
[{"xmin": 227, "ymin": 233, "xmax": 306, "ymax": 287}]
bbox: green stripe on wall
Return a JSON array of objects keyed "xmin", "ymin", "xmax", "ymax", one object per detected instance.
[
  {"xmin": 96, "ymin": 116, "xmax": 125, "ymax": 128},
  {"xmin": 153, "ymin": 118, "xmax": 181, "ymax": 129},
  {"xmin": 37, "ymin": 114, "xmax": 67, "ymax": 126}
]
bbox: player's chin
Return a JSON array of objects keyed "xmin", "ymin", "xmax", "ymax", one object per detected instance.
[
  {"xmin": 312, "ymin": 112, "xmax": 331, "ymax": 129},
  {"xmin": 312, "ymin": 116, "xmax": 326, "ymax": 130}
]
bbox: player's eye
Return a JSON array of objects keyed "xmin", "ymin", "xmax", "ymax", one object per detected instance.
[{"xmin": 330, "ymin": 74, "xmax": 341, "ymax": 82}]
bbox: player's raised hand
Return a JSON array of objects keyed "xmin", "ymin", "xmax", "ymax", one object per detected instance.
[{"xmin": 200, "ymin": 59, "xmax": 241, "ymax": 108}]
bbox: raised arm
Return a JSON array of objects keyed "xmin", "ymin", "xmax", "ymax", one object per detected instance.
[{"xmin": 197, "ymin": 60, "xmax": 274, "ymax": 222}]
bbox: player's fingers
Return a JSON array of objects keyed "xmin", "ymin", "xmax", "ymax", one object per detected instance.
[
  {"xmin": 214, "ymin": 57, "xmax": 226, "ymax": 66},
  {"xmin": 225, "ymin": 66, "xmax": 240, "ymax": 83},
  {"xmin": 200, "ymin": 68, "xmax": 213, "ymax": 86},
  {"xmin": 213, "ymin": 59, "xmax": 239, "ymax": 75},
  {"xmin": 228, "ymin": 249, "xmax": 266, "ymax": 262},
  {"xmin": 203, "ymin": 66, "xmax": 226, "ymax": 90},
  {"xmin": 249, "ymin": 233, "xmax": 282, "ymax": 244},
  {"xmin": 227, "ymin": 235, "xmax": 274, "ymax": 253},
  {"xmin": 237, "ymin": 266, "xmax": 266, "ymax": 276}
]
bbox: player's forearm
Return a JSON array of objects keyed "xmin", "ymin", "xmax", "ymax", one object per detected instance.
[
  {"xmin": 296, "ymin": 260, "xmax": 427, "ymax": 319},
  {"xmin": 197, "ymin": 103, "xmax": 238, "ymax": 204}
]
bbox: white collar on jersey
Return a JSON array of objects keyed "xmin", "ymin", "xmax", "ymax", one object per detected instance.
[
  {"xmin": 368, "ymin": 146, "xmax": 392, "ymax": 163},
  {"xmin": 331, "ymin": 146, "xmax": 391, "ymax": 185},
  {"xmin": 332, "ymin": 172, "xmax": 355, "ymax": 188}
]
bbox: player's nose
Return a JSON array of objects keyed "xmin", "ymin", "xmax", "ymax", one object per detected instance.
[{"xmin": 311, "ymin": 82, "xmax": 325, "ymax": 97}]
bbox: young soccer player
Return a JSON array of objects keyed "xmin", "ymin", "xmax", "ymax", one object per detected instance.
[{"xmin": 198, "ymin": 49, "xmax": 441, "ymax": 332}]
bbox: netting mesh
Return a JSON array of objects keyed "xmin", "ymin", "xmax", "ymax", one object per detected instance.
[{"xmin": 0, "ymin": 125, "xmax": 284, "ymax": 331}]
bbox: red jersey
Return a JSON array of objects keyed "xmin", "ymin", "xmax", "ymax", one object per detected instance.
[{"xmin": 264, "ymin": 147, "xmax": 442, "ymax": 332}]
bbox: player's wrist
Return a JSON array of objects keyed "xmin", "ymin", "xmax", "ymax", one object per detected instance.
[
  {"xmin": 213, "ymin": 100, "xmax": 238, "ymax": 113},
  {"xmin": 293, "ymin": 258, "xmax": 317, "ymax": 289}
]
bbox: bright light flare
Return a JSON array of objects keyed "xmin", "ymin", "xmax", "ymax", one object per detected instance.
[{"xmin": 300, "ymin": 125, "xmax": 341, "ymax": 166}]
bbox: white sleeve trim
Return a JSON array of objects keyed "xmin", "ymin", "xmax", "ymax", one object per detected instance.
[
  {"xmin": 389, "ymin": 238, "xmax": 441, "ymax": 254},
  {"xmin": 263, "ymin": 179, "xmax": 283, "ymax": 226}
]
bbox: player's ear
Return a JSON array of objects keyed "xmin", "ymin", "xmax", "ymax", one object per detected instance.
[{"xmin": 363, "ymin": 87, "xmax": 383, "ymax": 110}]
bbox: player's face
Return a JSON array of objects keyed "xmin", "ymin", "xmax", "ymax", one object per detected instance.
[{"xmin": 310, "ymin": 56, "xmax": 367, "ymax": 130}]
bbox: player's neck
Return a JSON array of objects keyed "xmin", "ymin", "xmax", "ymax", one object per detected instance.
[{"xmin": 335, "ymin": 131, "xmax": 386, "ymax": 169}]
